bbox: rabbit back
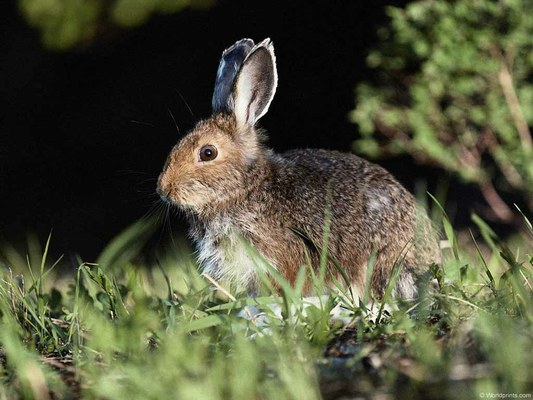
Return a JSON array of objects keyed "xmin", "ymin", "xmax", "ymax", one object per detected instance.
[{"xmin": 269, "ymin": 149, "xmax": 439, "ymax": 296}]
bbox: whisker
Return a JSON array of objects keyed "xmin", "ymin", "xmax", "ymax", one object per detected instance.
[
  {"xmin": 152, "ymin": 202, "xmax": 167, "ymax": 249},
  {"xmin": 130, "ymin": 120, "xmax": 156, "ymax": 128},
  {"xmin": 115, "ymin": 170, "xmax": 151, "ymax": 177},
  {"xmin": 174, "ymin": 89, "xmax": 195, "ymax": 118},
  {"xmin": 137, "ymin": 177, "xmax": 158, "ymax": 185},
  {"xmin": 165, "ymin": 204, "xmax": 177, "ymax": 249},
  {"xmin": 167, "ymin": 108, "xmax": 180, "ymax": 135},
  {"xmin": 141, "ymin": 200, "xmax": 164, "ymax": 222}
]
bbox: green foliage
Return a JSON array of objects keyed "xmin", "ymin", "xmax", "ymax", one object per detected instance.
[
  {"xmin": 351, "ymin": 0, "xmax": 533, "ymax": 221},
  {"xmin": 18, "ymin": 0, "xmax": 214, "ymax": 50},
  {"xmin": 1, "ymin": 211, "xmax": 533, "ymax": 398}
]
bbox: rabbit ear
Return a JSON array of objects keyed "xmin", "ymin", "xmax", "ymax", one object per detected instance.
[
  {"xmin": 212, "ymin": 38, "xmax": 255, "ymax": 115},
  {"xmin": 233, "ymin": 38, "xmax": 278, "ymax": 127}
]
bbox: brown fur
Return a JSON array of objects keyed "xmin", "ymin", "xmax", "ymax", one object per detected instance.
[
  {"xmin": 158, "ymin": 38, "xmax": 440, "ymax": 298},
  {"xmin": 158, "ymin": 114, "xmax": 441, "ymax": 297}
]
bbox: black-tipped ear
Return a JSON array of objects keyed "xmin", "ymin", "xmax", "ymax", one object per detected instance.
[
  {"xmin": 233, "ymin": 38, "xmax": 278, "ymax": 127},
  {"xmin": 212, "ymin": 39, "xmax": 255, "ymax": 114}
]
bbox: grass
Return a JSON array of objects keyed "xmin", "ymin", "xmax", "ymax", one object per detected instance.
[{"xmin": 0, "ymin": 207, "xmax": 533, "ymax": 399}]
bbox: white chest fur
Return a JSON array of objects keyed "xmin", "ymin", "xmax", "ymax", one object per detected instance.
[{"xmin": 195, "ymin": 219, "xmax": 262, "ymax": 291}]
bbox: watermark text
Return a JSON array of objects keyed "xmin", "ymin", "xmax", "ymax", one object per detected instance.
[{"xmin": 479, "ymin": 393, "xmax": 531, "ymax": 399}]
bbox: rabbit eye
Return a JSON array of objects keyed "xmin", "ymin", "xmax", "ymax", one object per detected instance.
[{"xmin": 199, "ymin": 145, "xmax": 218, "ymax": 162}]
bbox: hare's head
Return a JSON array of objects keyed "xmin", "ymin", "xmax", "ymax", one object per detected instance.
[{"xmin": 157, "ymin": 39, "xmax": 278, "ymax": 214}]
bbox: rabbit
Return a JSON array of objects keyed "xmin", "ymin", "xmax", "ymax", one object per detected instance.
[{"xmin": 157, "ymin": 38, "xmax": 441, "ymax": 299}]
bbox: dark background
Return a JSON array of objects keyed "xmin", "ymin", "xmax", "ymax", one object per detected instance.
[{"xmin": 2, "ymin": 0, "xmax": 472, "ymax": 262}]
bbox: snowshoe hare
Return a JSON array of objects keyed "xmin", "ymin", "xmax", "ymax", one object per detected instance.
[{"xmin": 157, "ymin": 38, "xmax": 440, "ymax": 298}]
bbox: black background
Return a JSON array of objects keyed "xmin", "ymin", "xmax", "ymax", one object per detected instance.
[{"xmin": 2, "ymin": 0, "xmax": 477, "ymax": 262}]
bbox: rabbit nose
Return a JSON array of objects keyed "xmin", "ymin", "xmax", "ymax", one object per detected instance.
[
  {"xmin": 156, "ymin": 184, "xmax": 171, "ymax": 201},
  {"xmin": 157, "ymin": 172, "xmax": 170, "ymax": 197}
]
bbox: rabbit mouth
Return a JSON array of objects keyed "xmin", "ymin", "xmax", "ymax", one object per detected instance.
[{"xmin": 159, "ymin": 181, "xmax": 214, "ymax": 211}]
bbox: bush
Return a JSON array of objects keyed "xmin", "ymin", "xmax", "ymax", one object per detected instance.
[
  {"xmin": 18, "ymin": 0, "xmax": 213, "ymax": 50},
  {"xmin": 351, "ymin": 0, "xmax": 533, "ymax": 222}
]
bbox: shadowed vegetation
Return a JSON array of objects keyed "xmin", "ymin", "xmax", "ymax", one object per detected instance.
[
  {"xmin": 18, "ymin": 0, "xmax": 214, "ymax": 50},
  {"xmin": 0, "ymin": 205, "xmax": 532, "ymax": 399},
  {"xmin": 352, "ymin": 0, "xmax": 533, "ymax": 223}
]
